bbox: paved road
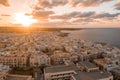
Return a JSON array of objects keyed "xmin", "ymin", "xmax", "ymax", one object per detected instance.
[{"xmin": 34, "ymin": 67, "xmax": 43, "ymax": 80}]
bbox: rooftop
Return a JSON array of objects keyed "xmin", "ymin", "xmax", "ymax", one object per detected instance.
[
  {"xmin": 111, "ymin": 67, "xmax": 120, "ymax": 76},
  {"xmin": 6, "ymin": 75, "xmax": 32, "ymax": 80},
  {"xmin": 78, "ymin": 61, "xmax": 98, "ymax": 69},
  {"xmin": 94, "ymin": 59, "xmax": 106, "ymax": 66},
  {"xmin": 45, "ymin": 65, "xmax": 78, "ymax": 73},
  {"xmin": 0, "ymin": 71, "xmax": 7, "ymax": 79},
  {"xmin": 0, "ymin": 64, "xmax": 10, "ymax": 72},
  {"xmin": 73, "ymin": 71, "xmax": 112, "ymax": 80}
]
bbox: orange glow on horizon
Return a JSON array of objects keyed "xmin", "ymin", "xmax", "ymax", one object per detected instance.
[{"xmin": 13, "ymin": 13, "xmax": 37, "ymax": 27}]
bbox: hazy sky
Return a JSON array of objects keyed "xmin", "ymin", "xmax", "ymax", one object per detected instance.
[{"xmin": 0, "ymin": 0, "xmax": 120, "ymax": 28}]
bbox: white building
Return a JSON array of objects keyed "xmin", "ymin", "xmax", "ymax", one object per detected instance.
[
  {"xmin": 44, "ymin": 65, "xmax": 113, "ymax": 80},
  {"xmin": 44, "ymin": 65, "xmax": 77, "ymax": 80},
  {"xmin": 76, "ymin": 61, "xmax": 99, "ymax": 72},
  {"xmin": 0, "ymin": 54, "xmax": 28, "ymax": 68},
  {"xmin": 0, "ymin": 71, "xmax": 7, "ymax": 80},
  {"xmin": 30, "ymin": 53, "xmax": 50, "ymax": 67},
  {"xmin": 71, "ymin": 71, "xmax": 113, "ymax": 80},
  {"xmin": 94, "ymin": 58, "xmax": 119, "ymax": 72},
  {"xmin": 38, "ymin": 53, "xmax": 50, "ymax": 66},
  {"xmin": 6, "ymin": 74, "xmax": 32, "ymax": 80}
]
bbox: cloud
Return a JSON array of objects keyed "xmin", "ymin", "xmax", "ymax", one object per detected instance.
[
  {"xmin": 72, "ymin": 0, "xmax": 100, "ymax": 7},
  {"xmin": 75, "ymin": 12, "xmax": 95, "ymax": 17},
  {"xmin": 51, "ymin": 0, "xmax": 68, "ymax": 6},
  {"xmin": 31, "ymin": 7, "xmax": 55, "ymax": 23},
  {"xmin": 63, "ymin": 0, "xmax": 112, "ymax": 7},
  {"xmin": 38, "ymin": 0, "xmax": 52, "ymax": 8},
  {"xmin": 0, "ymin": 0, "xmax": 10, "ymax": 7},
  {"xmin": 50, "ymin": 11, "xmax": 95, "ymax": 20},
  {"xmin": 37, "ymin": 0, "xmax": 69, "ymax": 8},
  {"xmin": 75, "ymin": 0, "xmax": 112, "ymax": 7},
  {"xmin": 30, "ymin": 0, "xmax": 56, "ymax": 22},
  {"xmin": 32, "ymin": 10, "xmax": 54, "ymax": 19},
  {"xmin": 36, "ymin": 0, "xmax": 112, "ymax": 8},
  {"xmin": 94, "ymin": 13, "xmax": 120, "ymax": 19},
  {"xmin": 30, "ymin": 0, "xmax": 118, "ymax": 27},
  {"xmin": 50, "ymin": 11, "xmax": 120, "ymax": 23},
  {"xmin": 115, "ymin": 1, "xmax": 120, "ymax": 10},
  {"xmin": 31, "ymin": 0, "xmax": 113, "ymax": 22},
  {"xmin": 1, "ymin": 14, "xmax": 10, "ymax": 16},
  {"xmin": 50, "ymin": 11, "xmax": 95, "ymax": 24}
]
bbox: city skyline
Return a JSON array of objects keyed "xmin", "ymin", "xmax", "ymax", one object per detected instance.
[{"xmin": 0, "ymin": 0, "xmax": 120, "ymax": 28}]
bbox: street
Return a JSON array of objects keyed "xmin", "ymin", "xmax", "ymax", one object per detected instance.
[{"xmin": 34, "ymin": 67, "xmax": 43, "ymax": 80}]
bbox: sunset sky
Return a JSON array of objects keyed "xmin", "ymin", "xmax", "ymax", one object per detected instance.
[{"xmin": 0, "ymin": 0, "xmax": 120, "ymax": 28}]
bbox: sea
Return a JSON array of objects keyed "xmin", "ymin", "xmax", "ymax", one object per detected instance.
[{"xmin": 62, "ymin": 28, "xmax": 120, "ymax": 48}]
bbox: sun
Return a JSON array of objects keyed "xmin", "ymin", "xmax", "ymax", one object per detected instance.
[{"xmin": 14, "ymin": 13, "xmax": 37, "ymax": 27}]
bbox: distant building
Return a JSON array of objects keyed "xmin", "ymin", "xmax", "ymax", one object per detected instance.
[
  {"xmin": 30, "ymin": 53, "xmax": 50, "ymax": 67},
  {"xmin": 0, "ymin": 64, "xmax": 9, "ymax": 80},
  {"xmin": 38, "ymin": 53, "xmax": 50, "ymax": 66},
  {"xmin": 44, "ymin": 65, "xmax": 77, "ymax": 80},
  {"xmin": 0, "ymin": 54, "xmax": 28, "ymax": 68},
  {"xmin": 64, "ymin": 60, "xmax": 75, "ymax": 66},
  {"xmin": 0, "ymin": 71, "xmax": 7, "ymax": 80},
  {"xmin": 78, "ymin": 52, "xmax": 89, "ymax": 61},
  {"xmin": 111, "ymin": 67, "xmax": 120, "ymax": 76},
  {"xmin": 30, "ymin": 54, "xmax": 38, "ymax": 67},
  {"xmin": 0, "ymin": 64, "xmax": 32, "ymax": 80},
  {"xmin": 71, "ymin": 71, "xmax": 113, "ymax": 80},
  {"xmin": 6, "ymin": 74, "xmax": 32, "ymax": 80},
  {"xmin": 0, "ymin": 64, "xmax": 10, "ymax": 71},
  {"xmin": 94, "ymin": 58, "xmax": 119, "ymax": 72},
  {"xmin": 44, "ymin": 64, "xmax": 113, "ymax": 80},
  {"xmin": 51, "ymin": 51, "xmax": 70, "ymax": 65},
  {"xmin": 76, "ymin": 61, "xmax": 99, "ymax": 72}
]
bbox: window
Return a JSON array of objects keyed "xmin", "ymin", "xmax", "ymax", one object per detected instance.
[{"xmin": 116, "ymin": 62, "xmax": 118, "ymax": 65}]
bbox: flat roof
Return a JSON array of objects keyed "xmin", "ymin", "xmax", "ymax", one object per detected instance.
[
  {"xmin": 6, "ymin": 75, "xmax": 31, "ymax": 80},
  {"xmin": 111, "ymin": 67, "xmax": 120, "ymax": 75},
  {"xmin": 45, "ymin": 65, "xmax": 78, "ymax": 73},
  {"xmin": 94, "ymin": 59, "xmax": 105, "ymax": 66},
  {"xmin": 78, "ymin": 62, "xmax": 98, "ymax": 68},
  {"xmin": 73, "ymin": 71, "xmax": 112, "ymax": 80}
]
